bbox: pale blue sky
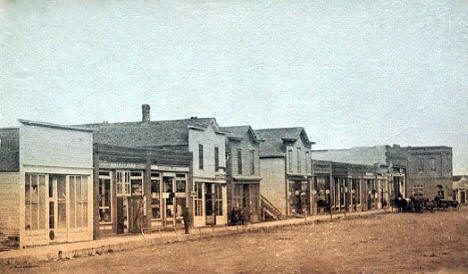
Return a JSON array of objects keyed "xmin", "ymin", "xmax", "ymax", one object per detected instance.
[{"xmin": 1, "ymin": 0, "xmax": 467, "ymax": 173}]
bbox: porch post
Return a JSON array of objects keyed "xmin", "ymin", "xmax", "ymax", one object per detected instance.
[
  {"xmin": 93, "ymin": 149, "xmax": 100, "ymax": 240},
  {"xmin": 144, "ymin": 155, "xmax": 152, "ymax": 233}
]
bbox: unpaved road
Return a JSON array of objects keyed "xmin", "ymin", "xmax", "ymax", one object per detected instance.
[{"xmin": 3, "ymin": 208, "xmax": 468, "ymax": 273}]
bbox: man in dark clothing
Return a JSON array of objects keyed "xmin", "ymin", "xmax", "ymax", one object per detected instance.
[{"xmin": 182, "ymin": 206, "xmax": 190, "ymax": 234}]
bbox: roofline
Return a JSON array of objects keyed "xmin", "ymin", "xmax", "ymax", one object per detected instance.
[
  {"xmin": 0, "ymin": 127, "xmax": 19, "ymax": 130},
  {"xmin": 19, "ymin": 119, "xmax": 94, "ymax": 133},
  {"xmin": 254, "ymin": 126, "xmax": 304, "ymax": 131}
]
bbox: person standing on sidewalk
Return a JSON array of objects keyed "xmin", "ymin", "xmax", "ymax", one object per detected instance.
[{"xmin": 182, "ymin": 206, "xmax": 190, "ymax": 234}]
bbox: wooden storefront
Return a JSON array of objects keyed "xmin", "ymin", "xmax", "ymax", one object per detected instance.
[{"xmin": 93, "ymin": 144, "xmax": 192, "ymax": 238}]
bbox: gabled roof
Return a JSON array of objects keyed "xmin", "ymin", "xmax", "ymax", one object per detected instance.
[
  {"xmin": 76, "ymin": 118, "xmax": 222, "ymax": 147},
  {"xmin": 254, "ymin": 127, "xmax": 313, "ymax": 157},
  {"xmin": 221, "ymin": 125, "xmax": 261, "ymax": 143}
]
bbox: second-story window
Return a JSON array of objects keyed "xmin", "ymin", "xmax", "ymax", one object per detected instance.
[
  {"xmin": 418, "ymin": 158, "xmax": 424, "ymax": 172},
  {"xmin": 237, "ymin": 149, "xmax": 242, "ymax": 174},
  {"xmin": 199, "ymin": 144, "xmax": 204, "ymax": 170},
  {"xmin": 297, "ymin": 147, "xmax": 301, "ymax": 173},
  {"xmin": 288, "ymin": 149, "xmax": 293, "ymax": 172},
  {"xmin": 214, "ymin": 147, "xmax": 219, "ymax": 172},
  {"xmin": 430, "ymin": 158, "xmax": 436, "ymax": 171},
  {"xmin": 250, "ymin": 150, "xmax": 255, "ymax": 175},
  {"xmin": 305, "ymin": 151, "xmax": 310, "ymax": 173}
]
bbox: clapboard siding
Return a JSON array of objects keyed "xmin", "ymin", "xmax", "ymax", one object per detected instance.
[
  {"xmin": 0, "ymin": 173, "xmax": 20, "ymax": 234},
  {"xmin": 20, "ymin": 124, "xmax": 93, "ymax": 168},
  {"xmin": 189, "ymin": 125, "xmax": 226, "ymax": 178}
]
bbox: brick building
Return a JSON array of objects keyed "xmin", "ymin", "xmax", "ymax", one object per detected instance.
[
  {"xmin": 406, "ymin": 146, "xmax": 453, "ymax": 200},
  {"xmin": 312, "ymin": 145, "xmax": 453, "ymax": 200}
]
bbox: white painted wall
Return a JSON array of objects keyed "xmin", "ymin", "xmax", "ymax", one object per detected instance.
[
  {"xmin": 189, "ymin": 125, "xmax": 226, "ymax": 179},
  {"xmin": 19, "ymin": 124, "xmax": 93, "ymax": 169},
  {"xmin": 285, "ymin": 138, "xmax": 312, "ymax": 176},
  {"xmin": 259, "ymin": 157, "xmax": 286, "ymax": 215}
]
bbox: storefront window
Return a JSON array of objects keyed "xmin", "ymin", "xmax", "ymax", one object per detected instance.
[
  {"xmin": 25, "ymin": 174, "xmax": 46, "ymax": 231},
  {"xmin": 176, "ymin": 174, "xmax": 186, "ymax": 193},
  {"xmin": 250, "ymin": 184, "xmax": 259, "ymax": 212},
  {"xmin": 57, "ymin": 176, "xmax": 67, "ymax": 229},
  {"xmin": 116, "ymin": 170, "xmax": 131, "ymax": 196},
  {"xmin": 131, "ymin": 171, "xmax": 143, "ymax": 196},
  {"xmin": 151, "ymin": 173, "xmax": 161, "ymax": 219},
  {"xmin": 99, "ymin": 175, "xmax": 112, "ymax": 223},
  {"xmin": 194, "ymin": 182, "xmax": 203, "ymax": 216},
  {"xmin": 215, "ymin": 184, "xmax": 223, "ymax": 216},
  {"xmin": 233, "ymin": 184, "xmax": 242, "ymax": 208},
  {"xmin": 67, "ymin": 175, "xmax": 88, "ymax": 228}
]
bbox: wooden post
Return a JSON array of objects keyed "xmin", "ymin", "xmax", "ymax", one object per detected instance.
[
  {"xmin": 111, "ymin": 169, "xmax": 118, "ymax": 234},
  {"xmin": 329, "ymin": 162, "xmax": 333, "ymax": 219},
  {"xmin": 93, "ymin": 149, "xmax": 100, "ymax": 240},
  {"xmin": 144, "ymin": 155, "xmax": 152, "ymax": 233}
]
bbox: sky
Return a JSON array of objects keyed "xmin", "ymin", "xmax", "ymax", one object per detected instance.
[{"xmin": 1, "ymin": 0, "xmax": 467, "ymax": 173}]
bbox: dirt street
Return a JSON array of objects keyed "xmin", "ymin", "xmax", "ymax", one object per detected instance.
[{"xmin": 3, "ymin": 209, "xmax": 468, "ymax": 273}]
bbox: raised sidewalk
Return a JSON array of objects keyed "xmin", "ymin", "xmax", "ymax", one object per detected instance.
[{"xmin": 0, "ymin": 209, "xmax": 391, "ymax": 265}]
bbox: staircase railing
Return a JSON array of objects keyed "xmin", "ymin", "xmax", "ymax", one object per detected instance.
[{"xmin": 260, "ymin": 194, "xmax": 283, "ymax": 220}]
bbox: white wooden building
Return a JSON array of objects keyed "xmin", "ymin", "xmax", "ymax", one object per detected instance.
[{"xmin": 0, "ymin": 120, "xmax": 94, "ymax": 249}]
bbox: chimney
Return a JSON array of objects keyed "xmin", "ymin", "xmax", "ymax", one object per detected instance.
[{"xmin": 142, "ymin": 104, "xmax": 150, "ymax": 122}]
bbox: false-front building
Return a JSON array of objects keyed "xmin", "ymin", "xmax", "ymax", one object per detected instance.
[
  {"xmin": 0, "ymin": 120, "xmax": 94, "ymax": 249},
  {"xmin": 311, "ymin": 160, "xmax": 391, "ymax": 214},
  {"xmin": 221, "ymin": 126, "xmax": 262, "ymax": 223},
  {"xmin": 254, "ymin": 127, "xmax": 314, "ymax": 219},
  {"xmin": 93, "ymin": 144, "xmax": 192, "ymax": 238},
  {"xmin": 453, "ymin": 175, "xmax": 467, "ymax": 204},
  {"xmin": 312, "ymin": 145, "xmax": 407, "ymax": 199}
]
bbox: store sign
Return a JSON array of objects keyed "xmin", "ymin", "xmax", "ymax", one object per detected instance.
[{"xmin": 100, "ymin": 161, "xmax": 144, "ymax": 169}]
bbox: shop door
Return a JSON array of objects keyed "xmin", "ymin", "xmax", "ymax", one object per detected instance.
[
  {"xmin": 162, "ymin": 177, "xmax": 175, "ymax": 225},
  {"xmin": 461, "ymin": 191, "xmax": 466, "ymax": 204},
  {"xmin": 48, "ymin": 175, "xmax": 68, "ymax": 243},
  {"xmin": 242, "ymin": 184, "xmax": 250, "ymax": 220},
  {"xmin": 205, "ymin": 183, "xmax": 215, "ymax": 225},
  {"xmin": 116, "ymin": 197, "xmax": 128, "ymax": 234}
]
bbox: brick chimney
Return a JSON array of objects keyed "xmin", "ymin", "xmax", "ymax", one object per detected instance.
[{"xmin": 142, "ymin": 104, "xmax": 150, "ymax": 122}]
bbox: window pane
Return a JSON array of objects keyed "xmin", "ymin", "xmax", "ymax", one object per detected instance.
[
  {"xmin": 69, "ymin": 176, "xmax": 76, "ymax": 228},
  {"xmin": 25, "ymin": 174, "xmax": 31, "ymax": 230},
  {"xmin": 81, "ymin": 176, "xmax": 88, "ymax": 227},
  {"xmin": 199, "ymin": 144, "xmax": 204, "ymax": 169},
  {"xmin": 151, "ymin": 198, "xmax": 160, "ymax": 219},
  {"xmin": 49, "ymin": 201, "xmax": 54, "ymax": 229},
  {"xmin": 176, "ymin": 180, "xmax": 186, "ymax": 193},
  {"xmin": 39, "ymin": 175, "xmax": 46, "ymax": 230},
  {"xmin": 57, "ymin": 177, "xmax": 66, "ymax": 229},
  {"xmin": 31, "ymin": 175, "xmax": 39, "ymax": 230},
  {"xmin": 237, "ymin": 149, "xmax": 242, "ymax": 174},
  {"xmin": 58, "ymin": 203, "xmax": 66, "ymax": 229},
  {"xmin": 82, "ymin": 202, "xmax": 88, "ymax": 227},
  {"xmin": 151, "ymin": 179, "xmax": 160, "ymax": 194},
  {"xmin": 76, "ymin": 176, "xmax": 82, "ymax": 228}
]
